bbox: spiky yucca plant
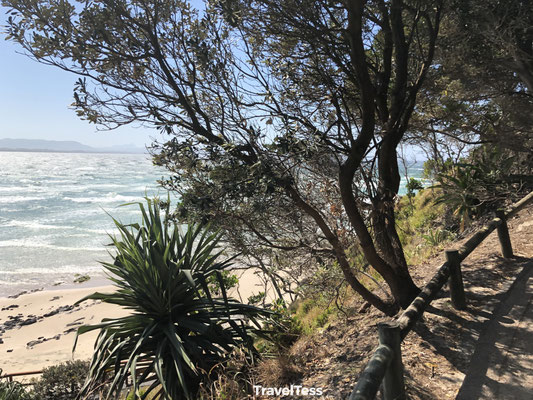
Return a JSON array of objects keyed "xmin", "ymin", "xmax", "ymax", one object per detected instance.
[{"xmin": 74, "ymin": 198, "xmax": 268, "ymax": 400}]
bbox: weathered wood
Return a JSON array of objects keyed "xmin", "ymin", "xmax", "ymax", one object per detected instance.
[
  {"xmin": 378, "ymin": 322, "xmax": 405, "ymax": 400},
  {"xmin": 457, "ymin": 217, "xmax": 502, "ymax": 261},
  {"xmin": 446, "ymin": 250, "xmax": 466, "ymax": 310},
  {"xmin": 349, "ymin": 344, "xmax": 394, "ymax": 400},
  {"xmin": 0, "ymin": 370, "xmax": 43, "ymax": 378},
  {"xmin": 505, "ymin": 190, "xmax": 533, "ymax": 219},
  {"xmin": 350, "ymin": 191, "xmax": 533, "ymax": 399},
  {"xmin": 496, "ymin": 210, "xmax": 513, "ymax": 258},
  {"xmin": 397, "ymin": 261, "xmax": 451, "ymax": 339}
]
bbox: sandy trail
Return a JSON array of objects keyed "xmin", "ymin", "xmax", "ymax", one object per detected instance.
[{"xmin": 456, "ymin": 261, "xmax": 533, "ymax": 399}]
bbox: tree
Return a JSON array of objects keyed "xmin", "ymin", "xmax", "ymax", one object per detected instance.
[
  {"xmin": 3, "ymin": 0, "xmax": 443, "ymax": 314},
  {"xmin": 406, "ymin": 0, "xmax": 533, "ymax": 186}
]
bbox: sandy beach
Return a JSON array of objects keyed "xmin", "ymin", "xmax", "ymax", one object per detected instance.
[
  {"xmin": 0, "ymin": 267, "xmax": 277, "ymax": 378},
  {"xmin": 0, "ymin": 285, "xmax": 127, "ymax": 375}
]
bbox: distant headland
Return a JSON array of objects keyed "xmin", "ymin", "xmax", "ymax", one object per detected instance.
[{"xmin": 0, "ymin": 138, "xmax": 146, "ymax": 154}]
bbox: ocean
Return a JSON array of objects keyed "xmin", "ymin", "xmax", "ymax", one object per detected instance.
[
  {"xmin": 0, "ymin": 151, "xmax": 424, "ymax": 297},
  {"xmin": 0, "ymin": 152, "xmax": 167, "ymax": 296}
]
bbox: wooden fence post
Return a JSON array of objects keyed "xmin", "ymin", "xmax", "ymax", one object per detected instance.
[
  {"xmin": 378, "ymin": 322, "xmax": 405, "ymax": 400},
  {"xmin": 446, "ymin": 250, "xmax": 466, "ymax": 310},
  {"xmin": 496, "ymin": 210, "xmax": 513, "ymax": 258}
]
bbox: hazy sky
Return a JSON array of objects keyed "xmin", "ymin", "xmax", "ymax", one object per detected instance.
[{"xmin": 0, "ymin": 6, "xmax": 160, "ymax": 148}]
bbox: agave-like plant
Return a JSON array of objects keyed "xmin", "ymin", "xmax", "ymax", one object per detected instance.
[
  {"xmin": 433, "ymin": 164, "xmax": 483, "ymax": 232},
  {"xmin": 74, "ymin": 198, "xmax": 268, "ymax": 400}
]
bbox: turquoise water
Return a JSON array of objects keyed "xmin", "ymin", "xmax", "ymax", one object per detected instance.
[
  {"xmin": 0, "ymin": 151, "xmax": 424, "ymax": 296},
  {"xmin": 0, "ymin": 152, "xmax": 167, "ymax": 296}
]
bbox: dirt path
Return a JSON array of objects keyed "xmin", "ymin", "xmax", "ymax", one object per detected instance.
[
  {"xmin": 261, "ymin": 202, "xmax": 533, "ymax": 399},
  {"xmin": 400, "ymin": 205, "xmax": 533, "ymax": 400},
  {"xmin": 456, "ymin": 261, "xmax": 533, "ymax": 399}
]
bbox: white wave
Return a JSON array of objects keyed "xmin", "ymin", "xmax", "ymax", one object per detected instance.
[
  {"xmin": 3, "ymin": 220, "xmax": 74, "ymax": 230},
  {"xmin": 0, "ymin": 238, "xmax": 106, "ymax": 252},
  {"xmin": 64, "ymin": 194, "xmax": 141, "ymax": 204},
  {"xmin": 83, "ymin": 228, "xmax": 116, "ymax": 234},
  {"xmin": 0, "ymin": 196, "xmax": 47, "ymax": 204},
  {"xmin": 75, "ymin": 167, "xmax": 97, "ymax": 171},
  {"xmin": 0, "ymin": 186, "xmax": 41, "ymax": 193},
  {"xmin": 0, "ymin": 265, "xmax": 105, "ymax": 276}
]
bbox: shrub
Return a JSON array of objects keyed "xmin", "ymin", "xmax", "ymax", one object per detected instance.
[
  {"xmin": 406, "ymin": 177, "xmax": 424, "ymax": 198},
  {"xmin": 422, "ymin": 229, "xmax": 453, "ymax": 246},
  {"xmin": 260, "ymin": 300, "xmax": 303, "ymax": 353},
  {"xmin": 31, "ymin": 361, "xmax": 89, "ymax": 400},
  {"xmin": 432, "ymin": 146, "xmax": 524, "ymax": 231},
  {"xmin": 74, "ymin": 198, "xmax": 269, "ymax": 400}
]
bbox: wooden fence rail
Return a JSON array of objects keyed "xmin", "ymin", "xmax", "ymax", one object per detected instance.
[
  {"xmin": 0, "ymin": 360, "xmax": 153, "ymax": 386},
  {"xmin": 0, "ymin": 370, "xmax": 43, "ymax": 384},
  {"xmin": 350, "ymin": 190, "xmax": 533, "ymax": 400}
]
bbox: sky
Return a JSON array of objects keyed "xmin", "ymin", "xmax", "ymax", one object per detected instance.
[
  {"xmin": 0, "ymin": 6, "xmax": 160, "ymax": 149},
  {"xmin": 0, "ymin": 4, "xmax": 426, "ymax": 160}
]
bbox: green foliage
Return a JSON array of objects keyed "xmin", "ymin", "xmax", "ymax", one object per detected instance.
[
  {"xmin": 3, "ymin": 0, "xmax": 443, "ymax": 313},
  {"xmin": 0, "ymin": 371, "xmax": 33, "ymax": 400},
  {"xmin": 259, "ymin": 300, "xmax": 303, "ymax": 353},
  {"xmin": 422, "ymin": 229, "xmax": 453, "ymax": 246},
  {"xmin": 293, "ymin": 296, "xmax": 336, "ymax": 334},
  {"xmin": 74, "ymin": 198, "xmax": 269, "ymax": 400},
  {"xmin": 434, "ymin": 164, "xmax": 481, "ymax": 231},
  {"xmin": 433, "ymin": 146, "xmax": 520, "ymax": 231},
  {"xmin": 423, "ymin": 159, "xmax": 454, "ymax": 181},
  {"xmin": 395, "ymin": 188, "xmax": 451, "ymax": 264},
  {"xmin": 206, "ymin": 270, "xmax": 238, "ymax": 296},
  {"xmin": 124, "ymin": 388, "xmax": 156, "ymax": 400},
  {"xmin": 406, "ymin": 178, "xmax": 424, "ymax": 198},
  {"xmin": 31, "ymin": 361, "xmax": 89, "ymax": 400},
  {"xmin": 247, "ymin": 292, "xmax": 266, "ymax": 305}
]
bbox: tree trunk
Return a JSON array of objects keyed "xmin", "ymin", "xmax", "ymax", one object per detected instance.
[
  {"xmin": 371, "ymin": 205, "xmax": 420, "ymax": 308},
  {"xmin": 285, "ymin": 185, "xmax": 397, "ymax": 315}
]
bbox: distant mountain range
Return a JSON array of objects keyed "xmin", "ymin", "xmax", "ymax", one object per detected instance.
[{"xmin": 0, "ymin": 138, "xmax": 146, "ymax": 154}]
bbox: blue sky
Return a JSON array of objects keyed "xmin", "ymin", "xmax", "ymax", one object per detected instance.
[
  {"xmin": 0, "ymin": 6, "xmax": 159, "ymax": 148},
  {"xmin": 0, "ymin": 4, "xmax": 426, "ymax": 160}
]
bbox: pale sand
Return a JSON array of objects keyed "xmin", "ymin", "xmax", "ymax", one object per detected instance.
[
  {"xmin": 0, "ymin": 286, "xmax": 127, "ymax": 375},
  {"xmin": 0, "ymin": 268, "xmax": 276, "ymax": 377}
]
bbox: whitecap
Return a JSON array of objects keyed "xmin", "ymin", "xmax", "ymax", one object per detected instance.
[
  {"xmin": 64, "ymin": 194, "xmax": 141, "ymax": 204},
  {"xmin": 0, "ymin": 196, "xmax": 47, "ymax": 204},
  {"xmin": 0, "ymin": 265, "xmax": 105, "ymax": 276},
  {"xmin": 2, "ymin": 220, "xmax": 75, "ymax": 230},
  {"xmin": 0, "ymin": 238, "xmax": 106, "ymax": 252}
]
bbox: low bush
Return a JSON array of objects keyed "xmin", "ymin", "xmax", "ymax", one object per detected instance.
[{"xmin": 31, "ymin": 361, "xmax": 89, "ymax": 400}]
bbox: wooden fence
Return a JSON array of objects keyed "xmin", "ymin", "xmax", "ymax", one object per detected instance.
[
  {"xmin": 0, "ymin": 370, "xmax": 43, "ymax": 384},
  {"xmin": 349, "ymin": 190, "xmax": 533, "ymax": 400},
  {"xmin": 0, "ymin": 360, "xmax": 153, "ymax": 387}
]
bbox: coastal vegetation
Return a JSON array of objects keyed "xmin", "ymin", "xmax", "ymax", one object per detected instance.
[
  {"xmin": 1, "ymin": 0, "xmax": 533, "ymax": 398},
  {"xmin": 73, "ymin": 199, "xmax": 269, "ymax": 399},
  {"xmin": 3, "ymin": 0, "xmax": 445, "ymax": 314},
  {"xmin": 5, "ymin": 0, "xmax": 532, "ymax": 316},
  {"xmin": 30, "ymin": 361, "xmax": 89, "ymax": 400},
  {"xmin": 0, "ymin": 371, "xmax": 33, "ymax": 400}
]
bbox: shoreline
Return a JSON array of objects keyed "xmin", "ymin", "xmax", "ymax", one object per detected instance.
[
  {"xmin": 0, "ymin": 267, "xmax": 272, "ymax": 376},
  {"xmin": 0, "ymin": 284, "xmax": 126, "ymax": 375},
  {"xmin": 1, "ymin": 273, "xmax": 113, "ymax": 301}
]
